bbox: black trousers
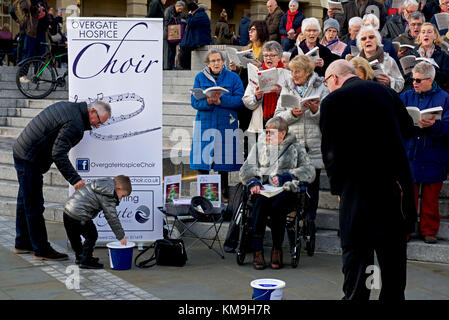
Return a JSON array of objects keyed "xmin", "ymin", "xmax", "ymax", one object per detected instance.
[
  {"xmin": 250, "ymin": 192, "xmax": 296, "ymax": 251},
  {"xmin": 63, "ymin": 213, "xmax": 98, "ymax": 259},
  {"xmin": 341, "ymin": 238, "xmax": 407, "ymax": 300}
]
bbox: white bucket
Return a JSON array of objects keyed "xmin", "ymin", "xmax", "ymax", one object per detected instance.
[
  {"xmin": 250, "ymin": 278, "xmax": 286, "ymax": 300},
  {"xmin": 106, "ymin": 241, "xmax": 135, "ymax": 270}
]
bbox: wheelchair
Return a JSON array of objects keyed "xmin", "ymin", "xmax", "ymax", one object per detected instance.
[{"xmin": 235, "ymin": 183, "xmax": 316, "ymax": 268}]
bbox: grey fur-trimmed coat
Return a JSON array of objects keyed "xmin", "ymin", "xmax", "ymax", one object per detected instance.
[
  {"xmin": 64, "ymin": 178, "xmax": 125, "ymax": 241},
  {"xmin": 239, "ymin": 132, "xmax": 316, "ymax": 186},
  {"xmin": 274, "ymin": 72, "xmax": 329, "ymax": 169}
]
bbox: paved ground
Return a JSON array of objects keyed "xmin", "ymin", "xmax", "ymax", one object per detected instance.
[{"xmin": 1, "ymin": 215, "xmax": 449, "ymax": 300}]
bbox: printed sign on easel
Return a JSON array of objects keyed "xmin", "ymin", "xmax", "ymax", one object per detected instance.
[
  {"xmin": 164, "ymin": 174, "xmax": 182, "ymax": 204},
  {"xmin": 197, "ymin": 175, "xmax": 221, "ymax": 207}
]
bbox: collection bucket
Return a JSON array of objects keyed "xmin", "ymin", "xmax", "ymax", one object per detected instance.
[
  {"xmin": 250, "ymin": 278, "xmax": 286, "ymax": 300},
  {"xmin": 106, "ymin": 241, "xmax": 135, "ymax": 270}
]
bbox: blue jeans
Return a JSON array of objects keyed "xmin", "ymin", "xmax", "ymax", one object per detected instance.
[
  {"xmin": 14, "ymin": 156, "xmax": 50, "ymax": 255},
  {"xmin": 22, "ymin": 33, "xmax": 46, "ymax": 62}
]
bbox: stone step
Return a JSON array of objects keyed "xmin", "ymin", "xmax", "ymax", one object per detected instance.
[
  {"xmin": 0, "ymin": 89, "xmax": 68, "ymax": 100},
  {"xmin": 0, "ymin": 163, "xmax": 68, "ymax": 187},
  {"xmin": 178, "ymin": 221, "xmax": 449, "ymax": 264},
  {"xmin": 163, "ymin": 115, "xmax": 195, "ymax": 128},
  {"xmin": 163, "ymin": 103, "xmax": 196, "ymax": 116},
  {"xmin": 0, "ymin": 196, "xmax": 64, "ymax": 222},
  {"xmin": 163, "ymin": 85, "xmax": 194, "ymax": 95},
  {"xmin": 0, "ymin": 180, "xmax": 68, "ymax": 204},
  {"xmin": 0, "ymin": 126, "xmax": 23, "ymax": 137}
]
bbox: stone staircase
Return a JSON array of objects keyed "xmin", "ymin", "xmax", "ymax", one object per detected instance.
[{"xmin": 1, "ymin": 64, "xmax": 449, "ymax": 264}]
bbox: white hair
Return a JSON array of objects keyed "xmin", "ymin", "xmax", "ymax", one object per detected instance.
[
  {"xmin": 289, "ymin": 0, "xmax": 299, "ymax": 7},
  {"xmin": 283, "ymin": 51, "xmax": 292, "ymax": 58},
  {"xmin": 413, "ymin": 61, "xmax": 436, "ymax": 79},
  {"xmin": 403, "ymin": 0, "xmax": 419, "ymax": 7},
  {"xmin": 89, "ymin": 101, "xmax": 112, "ymax": 118},
  {"xmin": 362, "ymin": 13, "xmax": 380, "ymax": 30},
  {"xmin": 349, "ymin": 16, "xmax": 363, "ymax": 28},
  {"xmin": 356, "ymin": 26, "xmax": 383, "ymax": 51},
  {"xmin": 302, "ymin": 17, "xmax": 321, "ymax": 34}
]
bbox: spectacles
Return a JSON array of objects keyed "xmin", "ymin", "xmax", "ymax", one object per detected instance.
[
  {"xmin": 324, "ymin": 74, "xmax": 334, "ymax": 87},
  {"xmin": 94, "ymin": 110, "xmax": 104, "ymax": 125},
  {"xmin": 208, "ymin": 59, "xmax": 222, "ymax": 64},
  {"xmin": 410, "ymin": 22, "xmax": 423, "ymax": 27},
  {"xmin": 249, "ymin": 27, "xmax": 257, "ymax": 33},
  {"xmin": 305, "ymin": 29, "xmax": 319, "ymax": 34},
  {"xmin": 412, "ymin": 77, "xmax": 430, "ymax": 83},
  {"xmin": 263, "ymin": 54, "xmax": 278, "ymax": 59},
  {"xmin": 266, "ymin": 129, "xmax": 278, "ymax": 135},
  {"xmin": 360, "ymin": 35, "xmax": 376, "ymax": 41}
]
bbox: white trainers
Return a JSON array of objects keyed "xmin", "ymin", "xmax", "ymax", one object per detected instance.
[{"xmin": 19, "ymin": 76, "xmax": 30, "ymax": 83}]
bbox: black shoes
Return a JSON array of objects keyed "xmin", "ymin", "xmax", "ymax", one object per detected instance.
[
  {"xmin": 79, "ymin": 257, "xmax": 104, "ymax": 269},
  {"xmin": 34, "ymin": 247, "xmax": 69, "ymax": 261},
  {"xmin": 75, "ymin": 255, "xmax": 100, "ymax": 265}
]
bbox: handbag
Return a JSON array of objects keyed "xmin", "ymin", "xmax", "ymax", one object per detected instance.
[
  {"xmin": 167, "ymin": 18, "xmax": 184, "ymax": 44},
  {"xmin": 134, "ymin": 238, "xmax": 187, "ymax": 268}
]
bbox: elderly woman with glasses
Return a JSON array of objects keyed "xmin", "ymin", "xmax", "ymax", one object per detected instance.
[
  {"xmin": 274, "ymin": 55, "xmax": 329, "ymax": 228},
  {"xmin": 290, "ymin": 17, "xmax": 339, "ymax": 77},
  {"xmin": 352, "ymin": 26, "xmax": 404, "ymax": 92},
  {"xmin": 242, "ymin": 41, "xmax": 286, "ymax": 135},
  {"xmin": 279, "ymin": 0, "xmax": 305, "ymax": 52},
  {"xmin": 403, "ymin": 22, "xmax": 449, "ymax": 92},
  {"xmin": 400, "ymin": 61, "xmax": 449, "ymax": 244},
  {"xmin": 240, "ymin": 116, "xmax": 315, "ymax": 270},
  {"xmin": 190, "ymin": 49, "xmax": 245, "ymax": 200}
]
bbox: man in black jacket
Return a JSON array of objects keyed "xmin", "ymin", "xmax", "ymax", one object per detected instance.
[
  {"xmin": 320, "ymin": 60, "xmax": 416, "ymax": 300},
  {"xmin": 13, "ymin": 100, "xmax": 111, "ymax": 261}
]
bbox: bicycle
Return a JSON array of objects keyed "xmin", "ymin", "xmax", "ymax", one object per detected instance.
[{"xmin": 16, "ymin": 42, "xmax": 68, "ymax": 99}]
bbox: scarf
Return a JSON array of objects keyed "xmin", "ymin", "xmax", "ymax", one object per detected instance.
[
  {"xmin": 418, "ymin": 44, "xmax": 435, "ymax": 59},
  {"xmin": 283, "ymin": 10, "xmax": 299, "ymax": 38},
  {"xmin": 360, "ymin": 46, "xmax": 384, "ymax": 63},
  {"xmin": 262, "ymin": 60, "xmax": 284, "ymax": 120}
]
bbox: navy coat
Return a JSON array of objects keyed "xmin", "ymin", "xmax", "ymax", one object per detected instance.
[
  {"xmin": 237, "ymin": 17, "xmax": 251, "ymax": 46},
  {"xmin": 190, "ymin": 67, "xmax": 244, "ymax": 172},
  {"xmin": 279, "ymin": 11, "xmax": 305, "ymax": 38},
  {"xmin": 400, "ymin": 83, "xmax": 449, "ymax": 183},
  {"xmin": 180, "ymin": 7, "xmax": 211, "ymax": 48}
]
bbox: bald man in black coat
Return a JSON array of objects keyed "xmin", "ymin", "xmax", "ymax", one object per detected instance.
[{"xmin": 320, "ymin": 60, "xmax": 417, "ymax": 300}]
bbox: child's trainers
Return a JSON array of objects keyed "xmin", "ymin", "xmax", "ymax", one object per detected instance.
[{"xmin": 80, "ymin": 257, "xmax": 103, "ymax": 269}]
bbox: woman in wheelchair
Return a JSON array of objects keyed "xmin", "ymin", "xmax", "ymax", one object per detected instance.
[{"xmin": 239, "ymin": 117, "xmax": 315, "ymax": 270}]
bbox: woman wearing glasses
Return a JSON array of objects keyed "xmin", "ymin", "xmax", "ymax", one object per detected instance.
[
  {"xmin": 242, "ymin": 41, "xmax": 285, "ymax": 139},
  {"xmin": 190, "ymin": 49, "xmax": 245, "ymax": 200},
  {"xmin": 290, "ymin": 18, "xmax": 339, "ymax": 77},
  {"xmin": 403, "ymin": 22, "xmax": 449, "ymax": 92},
  {"xmin": 400, "ymin": 61, "xmax": 449, "ymax": 244},
  {"xmin": 274, "ymin": 55, "xmax": 329, "ymax": 233},
  {"xmin": 351, "ymin": 26, "xmax": 404, "ymax": 92},
  {"xmin": 239, "ymin": 117, "xmax": 315, "ymax": 270}
]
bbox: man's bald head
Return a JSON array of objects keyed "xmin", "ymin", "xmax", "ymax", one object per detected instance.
[
  {"xmin": 325, "ymin": 60, "xmax": 357, "ymax": 92},
  {"xmin": 267, "ymin": 0, "xmax": 278, "ymax": 14}
]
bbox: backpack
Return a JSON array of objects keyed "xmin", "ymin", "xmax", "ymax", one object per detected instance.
[{"xmin": 13, "ymin": 0, "xmax": 31, "ymax": 23}]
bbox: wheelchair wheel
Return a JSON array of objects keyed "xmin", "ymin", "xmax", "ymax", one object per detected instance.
[
  {"xmin": 235, "ymin": 203, "xmax": 248, "ymax": 265},
  {"xmin": 236, "ymin": 249, "xmax": 246, "ymax": 265},
  {"xmin": 289, "ymin": 214, "xmax": 302, "ymax": 268},
  {"xmin": 305, "ymin": 219, "xmax": 316, "ymax": 257}
]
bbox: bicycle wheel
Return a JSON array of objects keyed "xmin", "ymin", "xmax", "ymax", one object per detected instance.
[{"xmin": 16, "ymin": 58, "xmax": 56, "ymax": 99}]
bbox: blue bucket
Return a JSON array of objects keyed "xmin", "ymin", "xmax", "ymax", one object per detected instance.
[
  {"xmin": 250, "ymin": 279, "xmax": 286, "ymax": 300},
  {"xmin": 106, "ymin": 241, "xmax": 135, "ymax": 270}
]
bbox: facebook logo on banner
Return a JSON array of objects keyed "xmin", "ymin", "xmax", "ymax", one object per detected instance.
[{"xmin": 76, "ymin": 158, "xmax": 90, "ymax": 172}]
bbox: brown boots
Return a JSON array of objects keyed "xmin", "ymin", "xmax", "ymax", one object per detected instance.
[
  {"xmin": 270, "ymin": 248, "xmax": 283, "ymax": 269},
  {"xmin": 253, "ymin": 251, "xmax": 266, "ymax": 270},
  {"xmin": 253, "ymin": 248, "xmax": 284, "ymax": 270}
]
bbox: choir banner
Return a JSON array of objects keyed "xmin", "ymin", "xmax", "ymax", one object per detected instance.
[{"xmin": 67, "ymin": 17, "xmax": 163, "ymax": 243}]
